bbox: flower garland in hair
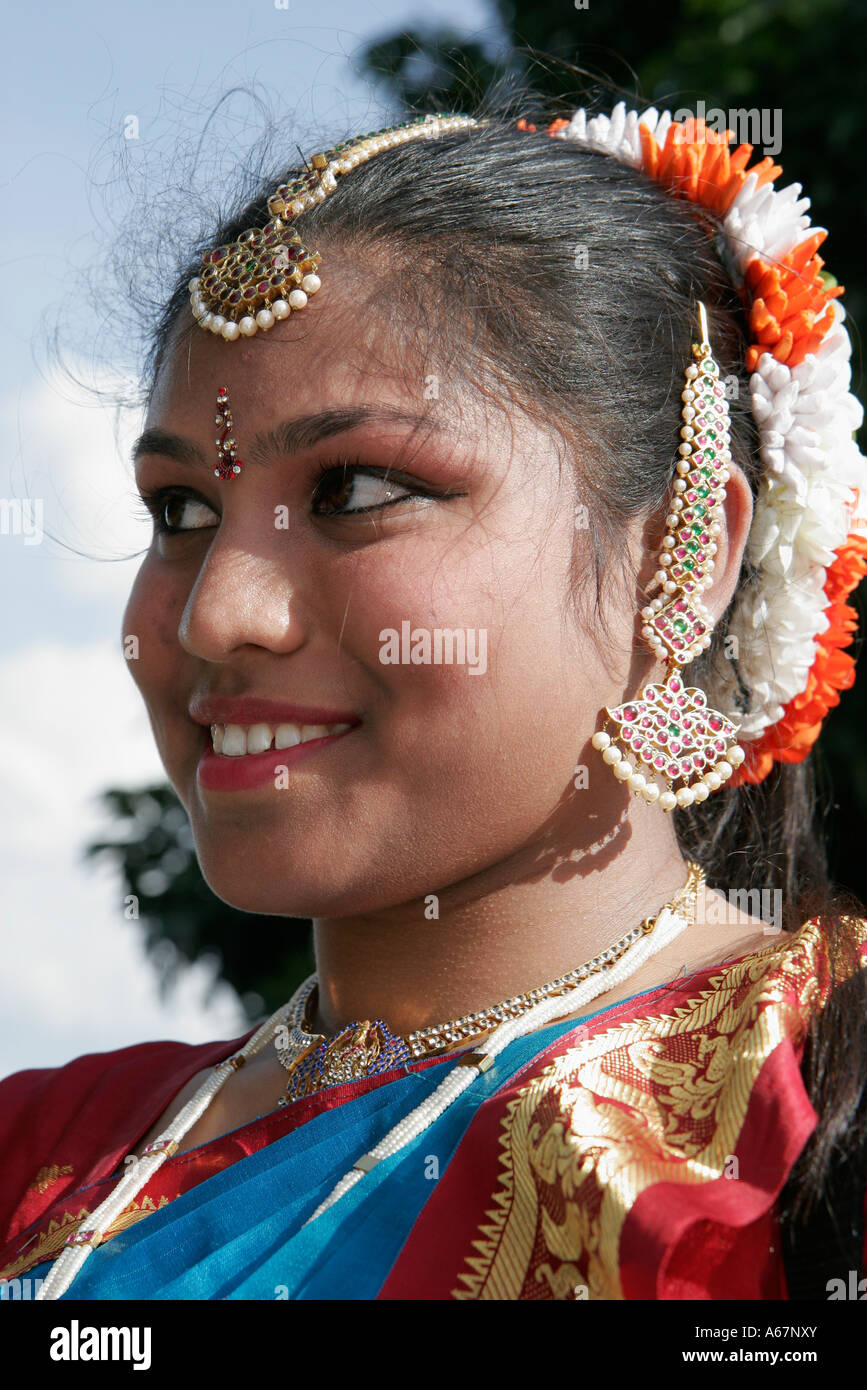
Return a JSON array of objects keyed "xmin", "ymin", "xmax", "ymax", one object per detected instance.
[{"xmin": 520, "ymin": 105, "xmax": 867, "ymax": 787}]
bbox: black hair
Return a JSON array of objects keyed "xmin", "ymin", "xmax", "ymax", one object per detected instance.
[{"xmin": 147, "ymin": 83, "xmax": 867, "ymax": 1228}]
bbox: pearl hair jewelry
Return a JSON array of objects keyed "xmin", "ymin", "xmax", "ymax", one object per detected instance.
[
  {"xmin": 591, "ymin": 302, "xmax": 746, "ymax": 812},
  {"xmin": 189, "ymin": 113, "xmax": 481, "ymax": 342},
  {"xmin": 35, "ymin": 861, "xmax": 703, "ymax": 1299},
  {"xmin": 547, "ymin": 102, "xmax": 867, "ymax": 783}
]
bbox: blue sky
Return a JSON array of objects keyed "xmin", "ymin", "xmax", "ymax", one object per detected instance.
[{"xmin": 0, "ymin": 0, "xmax": 501, "ymax": 1076}]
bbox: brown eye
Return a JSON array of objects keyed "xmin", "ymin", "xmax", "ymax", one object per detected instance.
[
  {"xmin": 312, "ymin": 463, "xmax": 414, "ymax": 516},
  {"xmin": 139, "ymin": 488, "xmax": 219, "ymax": 535}
]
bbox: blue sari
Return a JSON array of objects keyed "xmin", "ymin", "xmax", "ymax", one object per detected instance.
[{"xmin": 29, "ymin": 998, "xmax": 641, "ymax": 1300}]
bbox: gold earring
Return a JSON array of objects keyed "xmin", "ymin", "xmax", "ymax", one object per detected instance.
[{"xmin": 591, "ymin": 302, "xmax": 745, "ymax": 811}]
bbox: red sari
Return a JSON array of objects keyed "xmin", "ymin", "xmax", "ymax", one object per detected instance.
[{"xmin": 2, "ymin": 916, "xmax": 866, "ymax": 1299}]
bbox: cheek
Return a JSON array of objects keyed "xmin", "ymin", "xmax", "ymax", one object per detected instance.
[
  {"xmin": 122, "ymin": 555, "xmax": 185, "ymax": 695},
  {"xmin": 347, "ymin": 521, "xmax": 598, "ymax": 768}
]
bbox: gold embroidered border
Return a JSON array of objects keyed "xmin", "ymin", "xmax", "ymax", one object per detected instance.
[
  {"xmin": 452, "ymin": 920, "xmax": 862, "ymax": 1300},
  {"xmin": 26, "ymin": 1164, "xmax": 73, "ymax": 1196},
  {"xmin": 0, "ymin": 1194, "xmax": 171, "ymax": 1282}
]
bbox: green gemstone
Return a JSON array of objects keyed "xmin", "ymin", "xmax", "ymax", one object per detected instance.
[
  {"xmin": 673, "ymin": 619, "xmax": 688, "ymax": 633},
  {"xmin": 694, "ymin": 503, "xmax": 708, "ymax": 516},
  {"xmin": 683, "ymin": 559, "xmax": 695, "ymax": 571},
  {"xmin": 706, "ymin": 429, "xmax": 717, "ymax": 440},
  {"xmin": 685, "ymin": 541, "xmax": 699, "ymax": 553},
  {"xmin": 691, "ymin": 523, "xmax": 703, "ymax": 536},
  {"xmin": 696, "ymin": 485, "xmax": 710, "ymax": 498}
]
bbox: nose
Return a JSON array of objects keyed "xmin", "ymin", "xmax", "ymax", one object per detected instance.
[{"xmin": 178, "ymin": 533, "xmax": 311, "ymax": 662}]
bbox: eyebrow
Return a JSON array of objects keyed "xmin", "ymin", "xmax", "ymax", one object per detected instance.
[{"xmin": 131, "ymin": 406, "xmax": 445, "ymax": 471}]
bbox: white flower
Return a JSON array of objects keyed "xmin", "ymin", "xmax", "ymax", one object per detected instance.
[{"xmin": 559, "ymin": 105, "xmax": 867, "ymax": 740}]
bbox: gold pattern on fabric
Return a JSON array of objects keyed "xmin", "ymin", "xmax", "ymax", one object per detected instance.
[
  {"xmin": 26, "ymin": 1164, "xmax": 73, "ymax": 1195},
  {"xmin": 0, "ymin": 1195, "xmax": 172, "ymax": 1282},
  {"xmin": 452, "ymin": 918, "xmax": 867, "ymax": 1301}
]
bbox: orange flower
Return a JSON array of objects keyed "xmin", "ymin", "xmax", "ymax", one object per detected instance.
[
  {"xmin": 544, "ymin": 108, "xmax": 864, "ymax": 786},
  {"xmin": 627, "ymin": 115, "xmax": 862, "ymax": 787},
  {"xmin": 730, "ymin": 535, "xmax": 867, "ymax": 786}
]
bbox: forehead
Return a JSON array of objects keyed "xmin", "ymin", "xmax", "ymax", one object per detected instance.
[
  {"xmin": 142, "ymin": 254, "xmax": 559, "ymax": 471},
  {"xmin": 148, "ymin": 266, "xmax": 418, "ymax": 425}
]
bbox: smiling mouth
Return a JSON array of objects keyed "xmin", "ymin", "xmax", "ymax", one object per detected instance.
[{"xmin": 209, "ymin": 721, "xmax": 354, "ymax": 756}]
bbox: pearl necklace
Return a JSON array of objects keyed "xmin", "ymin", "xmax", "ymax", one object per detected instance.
[
  {"xmin": 275, "ymin": 858, "xmax": 704, "ymax": 1100},
  {"xmin": 35, "ymin": 862, "xmax": 703, "ymax": 1300}
]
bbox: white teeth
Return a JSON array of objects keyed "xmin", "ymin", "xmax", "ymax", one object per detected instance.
[
  {"xmin": 246, "ymin": 723, "xmax": 274, "ymax": 755},
  {"xmin": 209, "ymin": 720, "xmax": 353, "ymax": 754},
  {"xmin": 301, "ymin": 724, "xmax": 330, "ymax": 741},
  {"xmin": 221, "ymin": 725, "xmax": 248, "ymax": 757},
  {"xmin": 275, "ymin": 723, "xmax": 301, "ymax": 749}
]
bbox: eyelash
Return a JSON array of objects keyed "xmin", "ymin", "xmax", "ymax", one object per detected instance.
[{"xmin": 136, "ymin": 457, "xmax": 448, "ymax": 534}]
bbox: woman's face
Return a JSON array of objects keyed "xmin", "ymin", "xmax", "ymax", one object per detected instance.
[{"xmin": 124, "ymin": 262, "xmax": 646, "ymax": 917}]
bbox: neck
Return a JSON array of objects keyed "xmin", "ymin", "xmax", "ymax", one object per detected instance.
[{"xmin": 309, "ymin": 797, "xmax": 693, "ymax": 1038}]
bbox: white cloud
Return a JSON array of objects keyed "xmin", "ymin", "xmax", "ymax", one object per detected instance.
[
  {"xmin": 0, "ymin": 640, "xmax": 248, "ymax": 1081},
  {"xmin": 5, "ymin": 373, "xmax": 150, "ymax": 596},
  {"xmin": 0, "ymin": 380, "xmax": 255, "ymax": 1083}
]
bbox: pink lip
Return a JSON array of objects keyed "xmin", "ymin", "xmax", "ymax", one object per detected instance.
[
  {"xmin": 196, "ymin": 724, "xmax": 358, "ymax": 793},
  {"xmin": 189, "ymin": 696, "xmax": 360, "ymax": 728}
]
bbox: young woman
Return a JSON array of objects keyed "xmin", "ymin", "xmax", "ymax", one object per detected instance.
[{"xmin": 2, "ymin": 98, "xmax": 866, "ymax": 1301}]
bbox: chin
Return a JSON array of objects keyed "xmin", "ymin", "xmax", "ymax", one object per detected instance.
[{"xmin": 194, "ymin": 850, "xmax": 375, "ymax": 920}]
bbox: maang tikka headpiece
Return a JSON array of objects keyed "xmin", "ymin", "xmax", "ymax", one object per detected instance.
[
  {"xmin": 188, "ymin": 113, "xmax": 480, "ymax": 343},
  {"xmin": 592, "ymin": 302, "xmax": 746, "ymax": 811}
]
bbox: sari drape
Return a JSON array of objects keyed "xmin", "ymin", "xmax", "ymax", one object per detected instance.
[{"xmin": 2, "ymin": 916, "xmax": 866, "ymax": 1300}]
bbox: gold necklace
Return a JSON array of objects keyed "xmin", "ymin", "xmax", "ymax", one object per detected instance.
[{"xmin": 274, "ymin": 861, "xmax": 705, "ymax": 1103}]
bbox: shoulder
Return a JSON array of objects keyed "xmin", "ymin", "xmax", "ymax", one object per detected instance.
[
  {"xmin": 444, "ymin": 914, "xmax": 867, "ymax": 1300},
  {"xmin": 0, "ymin": 1029, "xmax": 254, "ymax": 1250}
]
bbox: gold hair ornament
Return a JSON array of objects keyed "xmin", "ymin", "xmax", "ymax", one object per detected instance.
[
  {"xmin": 591, "ymin": 303, "xmax": 745, "ymax": 811},
  {"xmin": 188, "ymin": 113, "xmax": 481, "ymax": 342}
]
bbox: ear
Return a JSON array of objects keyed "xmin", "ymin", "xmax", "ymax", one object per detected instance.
[{"xmin": 703, "ymin": 460, "xmax": 753, "ymax": 623}]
